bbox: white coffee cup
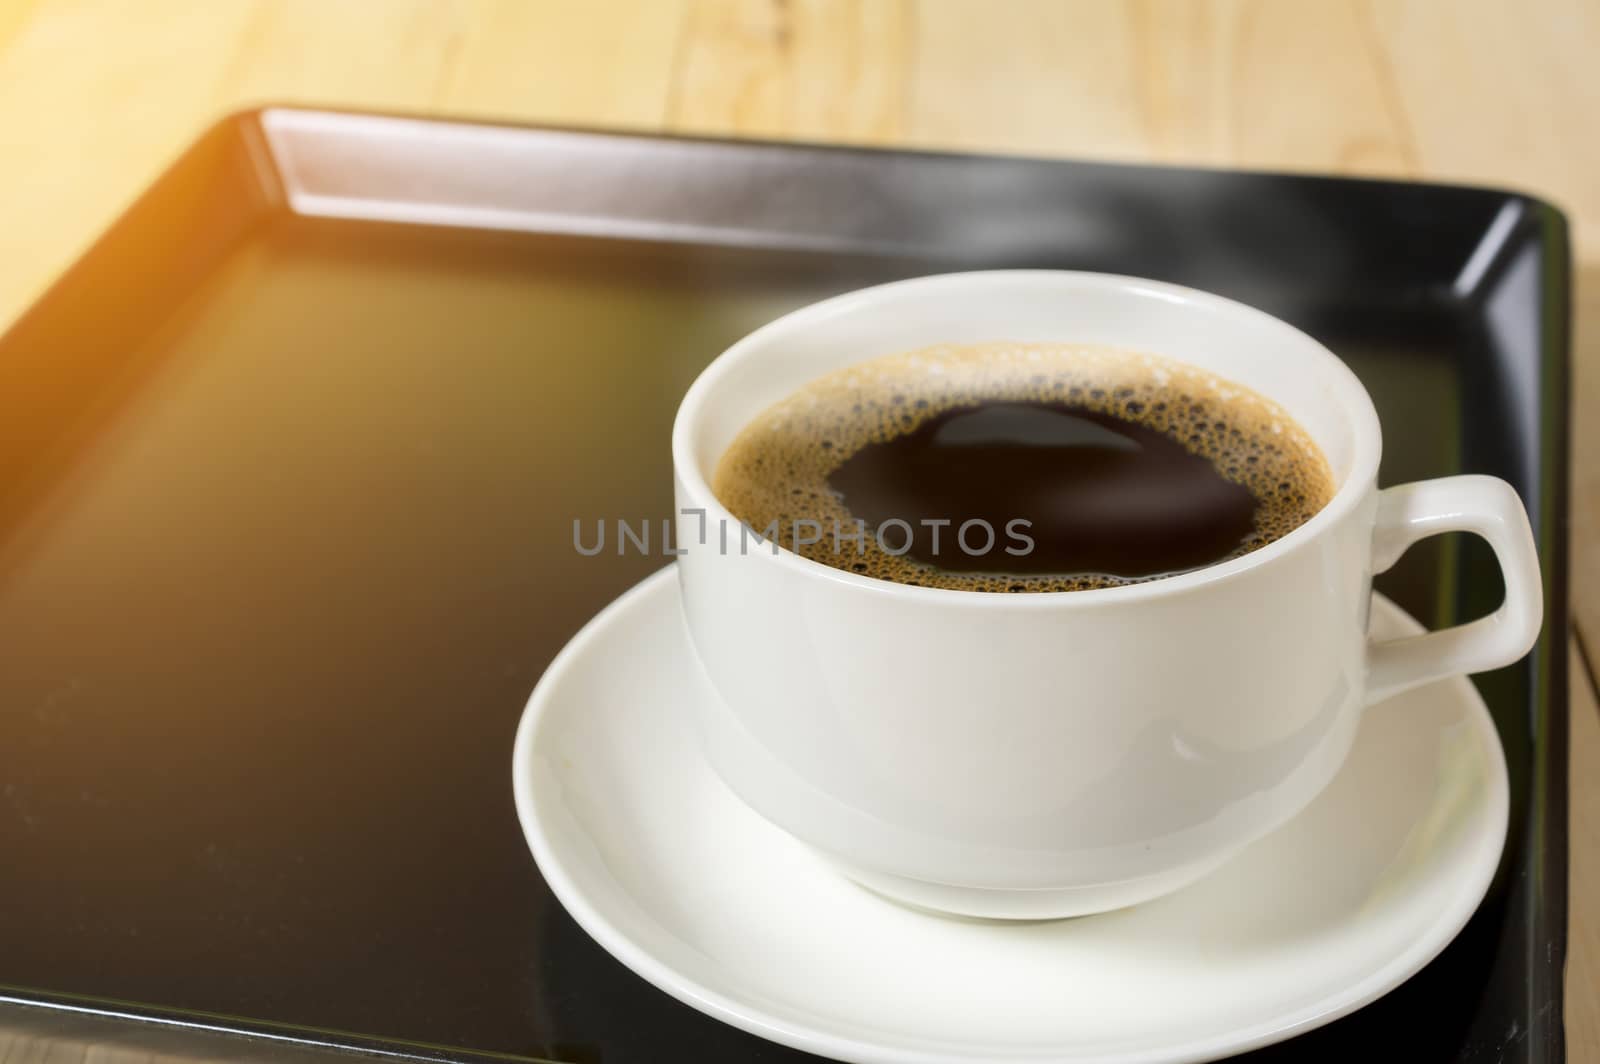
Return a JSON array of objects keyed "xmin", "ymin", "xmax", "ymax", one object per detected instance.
[{"xmin": 671, "ymin": 271, "xmax": 1542, "ymax": 919}]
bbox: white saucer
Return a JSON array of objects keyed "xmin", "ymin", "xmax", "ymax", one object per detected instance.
[{"xmin": 512, "ymin": 567, "xmax": 1508, "ymax": 1064}]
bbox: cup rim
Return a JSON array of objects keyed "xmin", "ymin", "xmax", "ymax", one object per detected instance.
[{"xmin": 671, "ymin": 269, "xmax": 1382, "ymax": 607}]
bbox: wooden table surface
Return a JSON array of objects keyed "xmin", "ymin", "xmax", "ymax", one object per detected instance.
[{"xmin": 0, "ymin": 1, "xmax": 1595, "ymax": 1060}]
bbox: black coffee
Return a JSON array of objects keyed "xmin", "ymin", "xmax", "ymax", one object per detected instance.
[{"xmin": 712, "ymin": 343, "xmax": 1335, "ymax": 592}]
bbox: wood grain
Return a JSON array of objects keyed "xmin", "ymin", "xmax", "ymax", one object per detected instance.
[
  {"xmin": 906, "ymin": 1, "xmax": 1147, "ymax": 158},
  {"xmin": 438, "ymin": 0, "xmax": 688, "ymax": 126},
  {"xmin": 0, "ymin": 0, "xmax": 1596, "ymax": 1054},
  {"xmin": 668, "ymin": 0, "xmax": 908, "ymax": 140},
  {"xmin": 908, "ymin": 0, "xmax": 1417, "ymax": 172}
]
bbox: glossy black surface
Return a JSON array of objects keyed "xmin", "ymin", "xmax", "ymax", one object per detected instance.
[{"xmin": 0, "ymin": 110, "xmax": 1569, "ymax": 1063}]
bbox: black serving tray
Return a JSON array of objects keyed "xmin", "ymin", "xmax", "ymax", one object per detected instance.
[{"xmin": 0, "ymin": 109, "xmax": 1570, "ymax": 1063}]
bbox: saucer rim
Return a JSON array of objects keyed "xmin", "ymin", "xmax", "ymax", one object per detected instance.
[{"xmin": 511, "ymin": 565, "xmax": 1510, "ymax": 1064}]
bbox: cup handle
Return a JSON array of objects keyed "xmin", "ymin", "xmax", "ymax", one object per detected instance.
[{"xmin": 1365, "ymin": 475, "xmax": 1543, "ymax": 705}]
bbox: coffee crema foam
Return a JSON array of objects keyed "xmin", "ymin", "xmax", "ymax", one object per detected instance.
[{"xmin": 711, "ymin": 342, "xmax": 1337, "ymax": 592}]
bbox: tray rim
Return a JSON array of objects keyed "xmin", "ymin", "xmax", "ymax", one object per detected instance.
[{"xmin": 248, "ymin": 103, "xmax": 1579, "ymax": 217}]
